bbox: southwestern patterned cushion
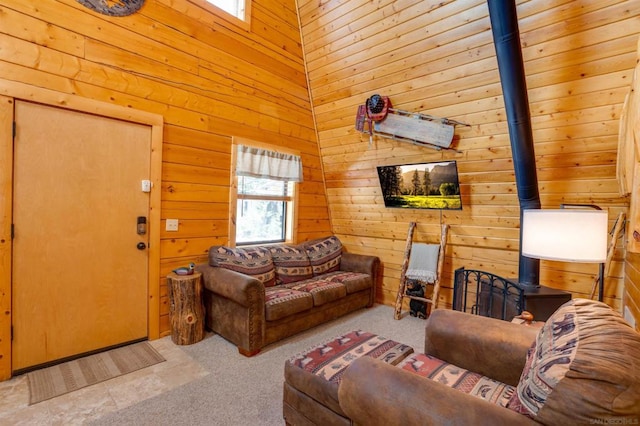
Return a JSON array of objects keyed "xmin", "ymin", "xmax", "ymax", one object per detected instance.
[
  {"xmin": 397, "ymin": 353, "xmax": 515, "ymax": 407},
  {"xmin": 303, "ymin": 236, "xmax": 342, "ymax": 275},
  {"xmin": 322, "ymin": 271, "xmax": 372, "ymax": 294},
  {"xmin": 289, "ymin": 330, "xmax": 414, "ymax": 384},
  {"xmin": 284, "ymin": 278, "xmax": 347, "ymax": 306},
  {"xmin": 507, "ymin": 298, "xmax": 640, "ymax": 422},
  {"xmin": 269, "ymin": 244, "xmax": 313, "ymax": 285},
  {"xmin": 264, "ymin": 287, "xmax": 313, "ymax": 321},
  {"xmin": 209, "ymin": 246, "xmax": 276, "ymax": 287},
  {"xmin": 507, "ymin": 300, "xmax": 580, "ymax": 417}
]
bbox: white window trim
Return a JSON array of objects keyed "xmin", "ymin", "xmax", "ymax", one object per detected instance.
[
  {"xmin": 188, "ymin": 0, "xmax": 251, "ymax": 31},
  {"xmin": 229, "ymin": 137, "xmax": 300, "ymax": 247}
]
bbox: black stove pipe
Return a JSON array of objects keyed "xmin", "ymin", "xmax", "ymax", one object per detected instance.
[{"xmin": 487, "ymin": 0, "xmax": 541, "ymax": 287}]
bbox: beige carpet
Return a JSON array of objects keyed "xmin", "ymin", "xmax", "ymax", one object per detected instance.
[
  {"xmin": 27, "ymin": 341, "xmax": 165, "ymax": 405},
  {"xmin": 91, "ymin": 305, "xmax": 428, "ymax": 425}
]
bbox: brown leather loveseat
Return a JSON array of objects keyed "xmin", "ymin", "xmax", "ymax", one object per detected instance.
[
  {"xmin": 338, "ymin": 299, "xmax": 640, "ymax": 425},
  {"xmin": 196, "ymin": 236, "xmax": 379, "ymax": 356},
  {"xmin": 283, "ymin": 298, "xmax": 640, "ymax": 424}
]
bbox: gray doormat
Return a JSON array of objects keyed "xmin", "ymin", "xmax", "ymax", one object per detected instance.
[{"xmin": 27, "ymin": 341, "xmax": 165, "ymax": 405}]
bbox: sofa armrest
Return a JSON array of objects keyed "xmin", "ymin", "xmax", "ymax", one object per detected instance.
[
  {"xmin": 340, "ymin": 252, "xmax": 379, "ymax": 307},
  {"xmin": 339, "ymin": 357, "xmax": 535, "ymax": 426},
  {"xmin": 195, "ymin": 263, "xmax": 265, "ymax": 308},
  {"xmin": 424, "ymin": 309, "xmax": 539, "ymax": 386},
  {"xmin": 340, "ymin": 252, "xmax": 380, "ymax": 277}
]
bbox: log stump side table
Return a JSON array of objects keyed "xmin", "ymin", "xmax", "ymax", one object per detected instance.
[{"xmin": 167, "ymin": 271, "xmax": 205, "ymax": 345}]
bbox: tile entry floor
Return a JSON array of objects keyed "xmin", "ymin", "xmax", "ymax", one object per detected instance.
[{"xmin": 0, "ymin": 337, "xmax": 209, "ymax": 425}]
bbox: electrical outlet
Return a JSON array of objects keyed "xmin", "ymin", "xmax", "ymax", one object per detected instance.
[
  {"xmin": 141, "ymin": 179, "xmax": 152, "ymax": 192},
  {"xmin": 166, "ymin": 219, "xmax": 179, "ymax": 231}
]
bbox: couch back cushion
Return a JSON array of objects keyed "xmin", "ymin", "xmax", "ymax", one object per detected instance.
[
  {"xmin": 269, "ymin": 244, "xmax": 313, "ymax": 285},
  {"xmin": 209, "ymin": 246, "xmax": 276, "ymax": 287},
  {"xmin": 508, "ymin": 298, "xmax": 640, "ymax": 423},
  {"xmin": 303, "ymin": 236, "xmax": 342, "ymax": 275}
]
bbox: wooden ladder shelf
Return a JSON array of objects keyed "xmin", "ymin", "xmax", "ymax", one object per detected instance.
[{"xmin": 394, "ymin": 222, "xmax": 449, "ymax": 320}]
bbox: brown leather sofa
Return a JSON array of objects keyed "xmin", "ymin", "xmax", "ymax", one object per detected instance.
[
  {"xmin": 196, "ymin": 236, "xmax": 379, "ymax": 356},
  {"xmin": 338, "ymin": 299, "xmax": 640, "ymax": 425},
  {"xmin": 283, "ymin": 299, "xmax": 640, "ymax": 424}
]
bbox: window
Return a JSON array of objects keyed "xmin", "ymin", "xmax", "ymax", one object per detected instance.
[
  {"xmin": 231, "ymin": 141, "xmax": 303, "ymax": 246},
  {"xmin": 188, "ymin": 0, "xmax": 251, "ymax": 29},
  {"xmin": 204, "ymin": 0, "xmax": 245, "ymax": 20},
  {"xmin": 236, "ymin": 176, "xmax": 294, "ymax": 245}
]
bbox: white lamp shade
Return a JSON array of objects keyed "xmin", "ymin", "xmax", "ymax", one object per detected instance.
[{"xmin": 522, "ymin": 209, "xmax": 608, "ymax": 263}]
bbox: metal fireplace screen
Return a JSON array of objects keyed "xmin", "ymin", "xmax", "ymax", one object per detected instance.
[{"xmin": 453, "ymin": 267, "xmax": 524, "ymax": 321}]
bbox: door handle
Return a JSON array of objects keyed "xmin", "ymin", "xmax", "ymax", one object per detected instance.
[{"xmin": 137, "ymin": 242, "xmax": 146, "ymax": 250}]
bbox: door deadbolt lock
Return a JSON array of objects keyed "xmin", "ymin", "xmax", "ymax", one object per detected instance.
[{"xmin": 137, "ymin": 216, "xmax": 147, "ymax": 235}]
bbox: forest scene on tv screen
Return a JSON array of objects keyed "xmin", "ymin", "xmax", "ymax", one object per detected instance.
[{"xmin": 377, "ymin": 161, "xmax": 462, "ymax": 210}]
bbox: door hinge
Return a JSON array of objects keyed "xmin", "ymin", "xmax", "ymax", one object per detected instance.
[
  {"xmin": 11, "ymin": 224, "xmax": 14, "ymax": 239},
  {"xmin": 11, "ymin": 325, "xmax": 13, "ymax": 341},
  {"xmin": 12, "ymin": 121, "xmax": 16, "ymax": 139}
]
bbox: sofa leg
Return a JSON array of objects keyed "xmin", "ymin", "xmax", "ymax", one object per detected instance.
[{"xmin": 238, "ymin": 347, "xmax": 260, "ymax": 357}]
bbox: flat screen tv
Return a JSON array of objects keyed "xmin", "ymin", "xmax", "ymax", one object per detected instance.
[{"xmin": 376, "ymin": 160, "xmax": 462, "ymax": 210}]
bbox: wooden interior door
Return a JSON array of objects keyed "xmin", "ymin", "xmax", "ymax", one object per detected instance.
[{"xmin": 12, "ymin": 100, "xmax": 151, "ymax": 372}]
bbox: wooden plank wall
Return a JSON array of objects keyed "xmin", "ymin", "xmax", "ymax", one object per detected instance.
[
  {"xmin": 0, "ymin": 0, "xmax": 330, "ymax": 336},
  {"xmin": 297, "ymin": 0, "xmax": 640, "ymax": 314},
  {"xmin": 626, "ymin": 252, "xmax": 640, "ymax": 330}
]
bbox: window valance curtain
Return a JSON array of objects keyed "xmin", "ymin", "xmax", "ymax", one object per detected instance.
[{"xmin": 236, "ymin": 145, "xmax": 303, "ymax": 182}]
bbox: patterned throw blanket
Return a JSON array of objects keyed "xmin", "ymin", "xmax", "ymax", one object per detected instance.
[
  {"xmin": 397, "ymin": 353, "xmax": 515, "ymax": 407},
  {"xmin": 289, "ymin": 330, "xmax": 414, "ymax": 384},
  {"xmin": 289, "ymin": 329, "xmax": 514, "ymax": 408}
]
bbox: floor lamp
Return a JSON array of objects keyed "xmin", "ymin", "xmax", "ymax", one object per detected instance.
[{"xmin": 521, "ymin": 209, "xmax": 608, "ymax": 301}]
